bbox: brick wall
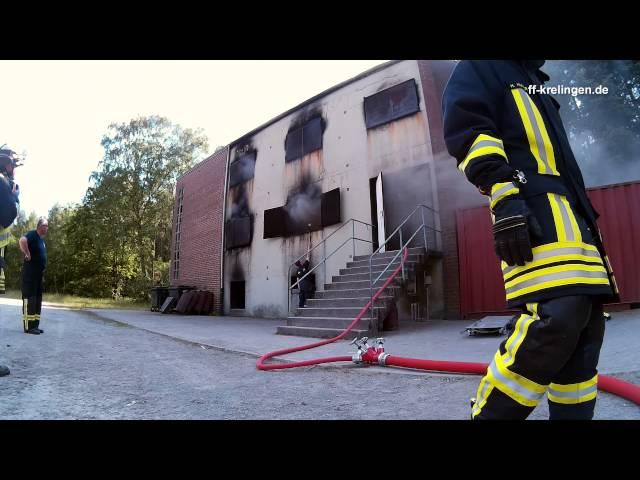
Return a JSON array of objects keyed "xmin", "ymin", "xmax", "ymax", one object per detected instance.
[{"xmin": 170, "ymin": 147, "xmax": 227, "ymax": 314}]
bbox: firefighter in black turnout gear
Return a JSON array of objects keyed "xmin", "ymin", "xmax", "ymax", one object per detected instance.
[
  {"xmin": 0, "ymin": 147, "xmax": 22, "ymax": 376},
  {"xmin": 295, "ymin": 256, "xmax": 313, "ymax": 308},
  {"xmin": 442, "ymin": 60, "xmax": 619, "ymax": 420},
  {"xmin": 19, "ymin": 217, "xmax": 48, "ymax": 334},
  {"xmin": 0, "ymin": 147, "xmax": 22, "ymax": 295}
]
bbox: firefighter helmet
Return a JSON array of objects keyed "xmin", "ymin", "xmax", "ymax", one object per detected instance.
[{"xmin": 0, "ymin": 146, "xmax": 24, "ymax": 177}]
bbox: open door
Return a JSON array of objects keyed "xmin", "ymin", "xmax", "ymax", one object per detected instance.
[{"xmin": 376, "ymin": 172, "xmax": 386, "ymax": 253}]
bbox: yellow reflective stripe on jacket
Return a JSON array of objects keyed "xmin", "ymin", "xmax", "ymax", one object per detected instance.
[
  {"xmin": 505, "ymin": 265, "xmax": 610, "ymax": 300},
  {"xmin": 458, "ymin": 134, "xmax": 507, "ymax": 173},
  {"xmin": 548, "ymin": 375, "xmax": 598, "ymax": 404},
  {"xmin": 0, "ymin": 226, "xmax": 11, "ymax": 248},
  {"xmin": 510, "ymin": 88, "xmax": 560, "ymax": 176},
  {"xmin": 502, "ymin": 241, "xmax": 603, "ymax": 280},
  {"xmin": 548, "ymin": 193, "xmax": 582, "ymax": 243},
  {"xmin": 486, "ymin": 351, "xmax": 547, "ymax": 407},
  {"xmin": 490, "ymin": 182, "xmax": 520, "ymax": 210},
  {"xmin": 502, "ymin": 303, "xmax": 539, "ymax": 368}
]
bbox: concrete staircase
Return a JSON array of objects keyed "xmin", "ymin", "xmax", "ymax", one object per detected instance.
[{"xmin": 277, "ymin": 247, "xmax": 426, "ymax": 339}]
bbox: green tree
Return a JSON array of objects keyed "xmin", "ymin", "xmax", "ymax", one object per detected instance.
[{"xmin": 81, "ymin": 115, "xmax": 208, "ymax": 298}]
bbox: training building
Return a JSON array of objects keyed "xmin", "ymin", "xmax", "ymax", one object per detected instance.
[{"xmin": 171, "ymin": 60, "xmax": 640, "ymax": 325}]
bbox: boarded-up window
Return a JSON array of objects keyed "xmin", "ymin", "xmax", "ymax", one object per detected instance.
[
  {"xmin": 285, "ymin": 117, "xmax": 323, "ymax": 162},
  {"xmin": 229, "ymin": 151, "xmax": 256, "ymax": 188},
  {"xmin": 226, "ymin": 216, "xmax": 252, "ymax": 250},
  {"xmin": 263, "ymin": 206, "xmax": 286, "ymax": 239},
  {"xmin": 364, "ymin": 79, "xmax": 420, "ymax": 129},
  {"xmin": 263, "ymin": 188, "xmax": 341, "ymax": 239},
  {"xmin": 321, "ymin": 188, "xmax": 341, "ymax": 227}
]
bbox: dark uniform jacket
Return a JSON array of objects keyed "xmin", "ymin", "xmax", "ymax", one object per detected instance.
[
  {"xmin": 295, "ymin": 259, "xmax": 313, "ymax": 293},
  {"xmin": 0, "ymin": 172, "xmax": 17, "ymax": 231},
  {"xmin": 442, "ymin": 60, "xmax": 618, "ymax": 307}
]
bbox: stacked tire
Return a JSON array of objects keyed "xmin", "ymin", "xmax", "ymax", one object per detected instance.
[{"xmin": 175, "ymin": 290, "xmax": 214, "ymax": 315}]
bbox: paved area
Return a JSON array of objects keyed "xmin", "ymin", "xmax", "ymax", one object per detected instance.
[{"xmin": 0, "ymin": 298, "xmax": 638, "ymax": 419}]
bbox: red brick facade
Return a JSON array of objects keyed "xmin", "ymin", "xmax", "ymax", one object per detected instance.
[{"xmin": 171, "ymin": 148, "xmax": 228, "ymax": 314}]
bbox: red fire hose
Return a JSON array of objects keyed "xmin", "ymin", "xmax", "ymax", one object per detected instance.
[{"xmin": 257, "ymin": 248, "xmax": 640, "ymax": 407}]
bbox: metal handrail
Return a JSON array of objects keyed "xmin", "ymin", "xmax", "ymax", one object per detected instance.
[
  {"xmin": 289, "ymin": 218, "xmax": 376, "ymax": 269},
  {"xmin": 368, "ymin": 204, "xmax": 441, "ymax": 321},
  {"xmin": 287, "ymin": 218, "xmax": 377, "ymax": 314}
]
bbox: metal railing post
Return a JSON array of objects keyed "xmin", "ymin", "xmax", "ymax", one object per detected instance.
[
  {"xmin": 286, "ymin": 265, "xmax": 291, "ymax": 315},
  {"xmin": 399, "ymin": 228, "xmax": 405, "ymax": 281},
  {"xmin": 421, "ymin": 206, "xmax": 427, "ymax": 250},
  {"xmin": 369, "ymin": 255, "xmax": 373, "ymax": 321},
  {"xmin": 352, "ymin": 220, "xmax": 355, "ymax": 260}
]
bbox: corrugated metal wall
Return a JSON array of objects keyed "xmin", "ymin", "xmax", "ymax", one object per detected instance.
[
  {"xmin": 588, "ymin": 182, "xmax": 640, "ymax": 305},
  {"xmin": 456, "ymin": 207, "xmax": 510, "ymax": 319},
  {"xmin": 457, "ymin": 181, "xmax": 640, "ymax": 319}
]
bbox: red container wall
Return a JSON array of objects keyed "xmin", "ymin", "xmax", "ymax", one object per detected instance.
[
  {"xmin": 588, "ymin": 182, "xmax": 640, "ymax": 304},
  {"xmin": 456, "ymin": 206, "xmax": 510, "ymax": 318},
  {"xmin": 457, "ymin": 181, "xmax": 640, "ymax": 319}
]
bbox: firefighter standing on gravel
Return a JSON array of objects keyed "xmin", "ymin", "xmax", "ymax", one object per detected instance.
[
  {"xmin": 19, "ymin": 217, "xmax": 49, "ymax": 335},
  {"xmin": 442, "ymin": 60, "xmax": 619, "ymax": 420}
]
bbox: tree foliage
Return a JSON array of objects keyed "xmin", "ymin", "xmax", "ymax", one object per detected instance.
[
  {"xmin": 3, "ymin": 116, "xmax": 208, "ymax": 299},
  {"xmin": 543, "ymin": 60, "xmax": 640, "ymax": 186}
]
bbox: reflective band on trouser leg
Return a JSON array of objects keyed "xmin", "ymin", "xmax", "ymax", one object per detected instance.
[
  {"xmin": 458, "ymin": 134, "xmax": 508, "ymax": 175},
  {"xmin": 472, "ymin": 303, "xmax": 547, "ymax": 419},
  {"xmin": 487, "ymin": 350, "xmax": 547, "ymax": 407},
  {"xmin": 472, "ymin": 377, "xmax": 495, "ymax": 418},
  {"xmin": 548, "ymin": 375, "xmax": 598, "ymax": 404},
  {"xmin": 472, "ymin": 353, "xmax": 547, "ymax": 418},
  {"xmin": 501, "ymin": 303, "xmax": 539, "ymax": 368},
  {"xmin": 490, "ymin": 182, "xmax": 520, "ymax": 211},
  {"xmin": 0, "ymin": 246, "xmax": 5, "ymax": 294},
  {"xmin": 511, "ymin": 88, "xmax": 559, "ymax": 176},
  {"xmin": 23, "ymin": 298, "xmax": 29, "ymax": 332}
]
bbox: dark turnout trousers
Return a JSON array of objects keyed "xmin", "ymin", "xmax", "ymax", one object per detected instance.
[
  {"xmin": 0, "ymin": 246, "xmax": 6, "ymax": 294},
  {"xmin": 472, "ymin": 295, "xmax": 604, "ymax": 420},
  {"xmin": 22, "ymin": 268, "xmax": 44, "ymax": 332}
]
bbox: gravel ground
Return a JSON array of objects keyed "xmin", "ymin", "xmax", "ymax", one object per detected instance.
[{"xmin": 1, "ymin": 304, "xmax": 638, "ymax": 420}]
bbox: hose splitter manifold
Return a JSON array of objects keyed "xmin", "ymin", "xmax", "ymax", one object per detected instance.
[{"xmin": 350, "ymin": 336, "xmax": 390, "ymax": 366}]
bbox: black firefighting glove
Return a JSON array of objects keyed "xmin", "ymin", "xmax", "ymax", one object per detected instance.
[{"xmin": 492, "ymin": 195, "xmax": 542, "ymax": 267}]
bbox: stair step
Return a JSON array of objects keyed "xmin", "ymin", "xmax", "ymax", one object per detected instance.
[
  {"xmin": 346, "ymin": 255, "xmax": 422, "ymax": 269},
  {"xmin": 314, "ymin": 287, "xmax": 400, "ymax": 299},
  {"xmin": 339, "ymin": 264, "xmax": 417, "ymax": 275},
  {"xmin": 332, "ymin": 270, "xmax": 401, "ymax": 283},
  {"xmin": 353, "ymin": 247, "xmax": 424, "ymax": 262},
  {"xmin": 287, "ymin": 316, "xmax": 372, "ymax": 329},
  {"xmin": 294, "ymin": 307, "xmax": 384, "ymax": 318},
  {"xmin": 305, "ymin": 296, "xmax": 394, "ymax": 308},
  {"xmin": 325, "ymin": 279, "xmax": 401, "ymax": 290},
  {"xmin": 276, "ymin": 325, "xmax": 368, "ymax": 340}
]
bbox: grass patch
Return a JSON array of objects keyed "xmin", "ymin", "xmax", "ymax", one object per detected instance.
[{"xmin": 2, "ymin": 289, "xmax": 149, "ymax": 311}]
